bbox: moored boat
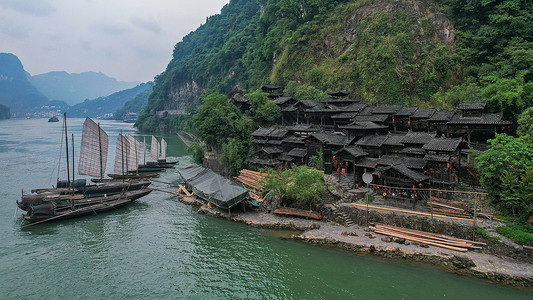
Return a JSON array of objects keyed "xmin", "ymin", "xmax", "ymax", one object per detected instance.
[{"xmin": 48, "ymin": 116, "xmax": 59, "ymax": 122}]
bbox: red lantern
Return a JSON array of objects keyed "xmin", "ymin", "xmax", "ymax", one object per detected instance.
[
  {"xmin": 346, "ymin": 161, "xmax": 348, "ymax": 166},
  {"xmin": 337, "ymin": 168, "xmax": 340, "ymax": 173},
  {"xmin": 408, "ymin": 120, "xmax": 411, "ymax": 126},
  {"xmin": 392, "ymin": 119, "xmax": 395, "ymax": 123},
  {"xmin": 301, "ymin": 158, "xmax": 304, "ymax": 162},
  {"xmin": 419, "ymin": 183, "xmax": 422, "ymax": 187},
  {"xmin": 447, "ymin": 163, "xmax": 450, "ymax": 169},
  {"xmin": 333, "ymin": 155, "xmax": 336, "ymax": 160},
  {"xmin": 412, "ymin": 185, "xmax": 415, "ymax": 190},
  {"xmin": 304, "ymin": 114, "xmax": 307, "ymax": 118},
  {"xmin": 364, "ymin": 168, "xmax": 367, "ymax": 173},
  {"xmin": 378, "ymin": 173, "xmax": 381, "ymax": 178},
  {"xmin": 290, "ymin": 162, "xmax": 293, "ymax": 166}
]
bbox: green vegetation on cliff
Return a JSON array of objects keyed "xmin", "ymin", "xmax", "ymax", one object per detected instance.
[{"xmin": 138, "ymin": 0, "xmax": 531, "ymax": 132}]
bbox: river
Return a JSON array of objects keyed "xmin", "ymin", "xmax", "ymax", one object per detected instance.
[{"xmin": 0, "ymin": 118, "xmax": 531, "ymax": 299}]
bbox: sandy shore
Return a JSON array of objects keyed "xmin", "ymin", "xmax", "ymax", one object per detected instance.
[{"xmin": 190, "ymin": 203, "xmax": 533, "ymax": 287}]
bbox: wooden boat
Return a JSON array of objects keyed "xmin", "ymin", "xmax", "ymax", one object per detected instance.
[
  {"xmin": 23, "ymin": 189, "xmax": 152, "ymax": 223},
  {"xmin": 273, "ymin": 207, "xmax": 322, "ymax": 220},
  {"xmin": 19, "ymin": 179, "xmax": 151, "ymax": 211},
  {"xmin": 107, "ymin": 172, "xmax": 159, "ymax": 179},
  {"xmin": 48, "ymin": 116, "xmax": 59, "ymax": 122}
]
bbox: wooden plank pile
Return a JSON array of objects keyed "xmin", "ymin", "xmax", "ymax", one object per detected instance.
[
  {"xmin": 233, "ymin": 169, "xmax": 267, "ymax": 192},
  {"xmin": 428, "ymin": 196, "xmax": 495, "ymax": 220},
  {"xmin": 273, "ymin": 207, "xmax": 322, "ymax": 220},
  {"xmin": 370, "ymin": 223, "xmax": 486, "ymax": 252}
]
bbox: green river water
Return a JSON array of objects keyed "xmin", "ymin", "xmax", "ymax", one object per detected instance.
[{"xmin": 0, "ymin": 118, "xmax": 531, "ymax": 299}]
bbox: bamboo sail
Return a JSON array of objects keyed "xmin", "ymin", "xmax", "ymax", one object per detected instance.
[
  {"xmin": 78, "ymin": 117, "xmax": 109, "ymax": 178},
  {"xmin": 126, "ymin": 134, "xmax": 140, "ymax": 172},
  {"xmin": 114, "ymin": 133, "xmax": 130, "ymax": 175},
  {"xmin": 150, "ymin": 136, "xmax": 160, "ymax": 161},
  {"xmin": 160, "ymin": 138, "xmax": 167, "ymax": 161}
]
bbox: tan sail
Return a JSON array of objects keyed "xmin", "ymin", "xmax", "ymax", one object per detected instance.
[
  {"xmin": 126, "ymin": 134, "xmax": 140, "ymax": 172},
  {"xmin": 161, "ymin": 138, "xmax": 167, "ymax": 160},
  {"xmin": 114, "ymin": 133, "xmax": 130, "ymax": 174},
  {"xmin": 150, "ymin": 136, "xmax": 160, "ymax": 161},
  {"xmin": 78, "ymin": 117, "xmax": 108, "ymax": 178}
]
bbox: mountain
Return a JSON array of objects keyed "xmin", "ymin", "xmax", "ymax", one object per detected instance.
[
  {"xmin": 137, "ymin": 0, "xmax": 532, "ymax": 131},
  {"xmin": 114, "ymin": 82, "xmax": 154, "ymax": 120},
  {"xmin": 0, "ymin": 53, "xmax": 50, "ymax": 114},
  {"xmin": 0, "ymin": 103, "xmax": 10, "ymax": 119},
  {"xmin": 67, "ymin": 82, "xmax": 152, "ymax": 118},
  {"xmin": 31, "ymin": 71, "xmax": 139, "ymax": 105}
]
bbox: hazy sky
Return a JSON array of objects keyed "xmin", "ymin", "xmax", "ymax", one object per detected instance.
[{"xmin": 0, "ymin": 0, "xmax": 229, "ymax": 82}]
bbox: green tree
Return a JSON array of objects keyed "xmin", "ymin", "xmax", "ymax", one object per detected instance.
[
  {"xmin": 283, "ymin": 81, "xmax": 328, "ymax": 100},
  {"xmin": 245, "ymin": 89, "xmax": 281, "ymax": 125},
  {"xmin": 188, "ymin": 142, "xmax": 205, "ymax": 164},
  {"xmin": 263, "ymin": 166, "xmax": 327, "ymax": 210},
  {"xmin": 475, "ymin": 134, "xmax": 533, "ymax": 222},
  {"xmin": 517, "ymin": 107, "xmax": 533, "ymax": 142}
]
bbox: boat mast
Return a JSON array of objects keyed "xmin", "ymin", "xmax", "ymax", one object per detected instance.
[
  {"xmin": 98, "ymin": 123, "xmax": 103, "ymax": 179},
  {"xmin": 143, "ymin": 136, "xmax": 146, "ymax": 165},
  {"xmin": 71, "ymin": 133, "xmax": 75, "ymax": 195},
  {"xmin": 64, "ymin": 112, "xmax": 71, "ymax": 187},
  {"xmin": 121, "ymin": 131, "xmax": 125, "ymax": 183}
]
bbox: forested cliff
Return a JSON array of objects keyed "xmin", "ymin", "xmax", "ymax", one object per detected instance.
[{"xmin": 137, "ymin": 0, "xmax": 532, "ymax": 131}]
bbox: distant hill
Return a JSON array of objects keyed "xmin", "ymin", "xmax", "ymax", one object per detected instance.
[
  {"xmin": 0, "ymin": 53, "xmax": 50, "ymax": 114},
  {"xmin": 67, "ymin": 82, "xmax": 152, "ymax": 118},
  {"xmin": 0, "ymin": 103, "xmax": 10, "ymax": 119},
  {"xmin": 114, "ymin": 82, "xmax": 154, "ymax": 120},
  {"xmin": 31, "ymin": 71, "xmax": 139, "ymax": 105}
]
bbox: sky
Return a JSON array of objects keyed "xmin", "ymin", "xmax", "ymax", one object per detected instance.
[{"xmin": 0, "ymin": 0, "xmax": 230, "ymax": 82}]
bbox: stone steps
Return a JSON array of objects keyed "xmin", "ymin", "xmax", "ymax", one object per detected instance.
[{"xmin": 331, "ymin": 203, "xmax": 354, "ymax": 226}]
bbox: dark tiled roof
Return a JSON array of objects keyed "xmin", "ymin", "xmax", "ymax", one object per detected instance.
[
  {"xmin": 390, "ymin": 163, "xmax": 429, "ymax": 182},
  {"xmin": 355, "ymin": 134, "xmax": 388, "ymax": 147},
  {"xmin": 250, "ymin": 157, "xmax": 280, "ymax": 166},
  {"xmin": 251, "ymin": 127, "xmax": 274, "ymax": 137},
  {"xmin": 456, "ymin": 102, "xmax": 486, "ymax": 111},
  {"xmin": 273, "ymin": 96, "xmax": 294, "ymax": 105},
  {"xmin": 382, "ymin": 133, "xmax": 406, "ymax": 146},
  {"xmin": 327, "ymin": 90, "xmax": 351, "ymax": 97},
  {"xmin": 268, "ymin": 128, "xmax": 289, "ymax": 138},
  {"xmin": 232, "ymin": 95, "xmax": 249, "ymax": 103},
  {"xmin": 332, "ymin": 112, "xmax": 358, "ymax": 119},
  {"xmin": 422, "ymin": 137, "xmax": 462, "ymax": 152},
  {"xmin": 411, "ymin": 108, "xmax": 436, "ymax": 119},
  {"xmin": 343, "ymin": 103, "xmax": 368, "ymax": 112},
  {"xmin": 355, "ymin": 157, "xmax": 379, "ymax": 169},
  {"xmin": 338, "ymin": 121, "xmax": 388, "ymax": 130},
  {"xmin": 281, "ymin": 104, "xmax": 297, "ymax": 112},
  {"xmin": 261, "ymin": 146, "xmax": 283, "ymax": 154},
  {"xmin": 402, "ymin": 131, "xmax": 436, "ymax": 145},
  {"xmin": 252, "ymin": 139, "xmax": 267, "ymax": 144},
  {"xmin": 358, "ymin": 107, "xmax": 374, "ymax": 116},
  {"xmin": 395, "ymin": 106, "xmax": 418, "ymax": 116},
  {"xmin": 447, "ymin": 112, "xmax": 511, "ymax": 125},
  {"xmin": 286, "ymin": 124, "xmax": 319, "ymax": 132},
  {"xmin": 288, "ymin": 148, "xmax": 307, "ymax": 157},
  {"xmin": 305, "ymin": 103, "xmax": 338, "ymax": 113},
  {"xmin": 278, "ymin": 153, "xmax": 293, "ymax": 161},
  {"xmin": 377, "ymin": 155, "xmax": 426, "ymax": 169},
  {"xmin": 400, "ymin": 147, "xmax": 426, "ymax": 155},
  {"xmin": 428, "ymin": 110, "xmax": 455, "ymax": 122},
  {"xmin": 353, "ymin": 114, "xmax": 389, "ymax": 123},
  {"xmin": 267, "ymin": 140, "xmax": 283, "ymax": 145},
  {"xmin": 423, "ymin": 154, "xmax": 451, "ymax": 162},
  {"xmin": 298, "ymin": 100, "xmax": 319, "ymax": 108},
  {"xmin": 372, "ymin": 104, "xmax": 402, "ymax": 114},
  {"xmin": 333, "ymin": 146, "xmax": 368, "ymax": 158},
  {"xmin": 261, "ymin": 84, "xmax": 281, "ymax": 90},
  {"xmin": 282, "ymin": 136, "xmax": 305, "ymax": 144},
  {"xmin": 311, "ymin": 132, "xmax": 353, "ymax": 146}
]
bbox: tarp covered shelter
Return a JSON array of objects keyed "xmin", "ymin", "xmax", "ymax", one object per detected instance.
[{"xmin": 178, "ymin": 165, "xmax": 248, "ymax": 209}]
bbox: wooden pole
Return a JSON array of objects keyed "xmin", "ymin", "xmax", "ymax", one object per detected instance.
[
  {"xmin": 351, "ymin": 203, "xmax": 481, "ymax": 222},
  {"xmin": 64, "ymin": 112, "xmax": 70, "ymax": 186},
  {"xmin": 473, "ymin": 193, "xmax": 478, "ymax": 241},
  {"xmin": 98, "ymin": 123, "xmax": 103, "ymax": 179},
  {"xmin": 71, "ymin": 134, "xmax": 75, "ymax": 195},
  {"xmin": 366, "ymin": 183, "xmax": 369, "ymax": 227}
]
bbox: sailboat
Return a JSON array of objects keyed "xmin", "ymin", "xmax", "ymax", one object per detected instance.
[
  {"xmin": 108, "ymin": 133, "xmax": 161, "ymax": 178},
  {"xmin": 19, "ymin": 116, "xmax": 152, "ymax": 223},
  {"xmin": 138, "ymin": 136, "xmax": 178, "ymax": 169}
]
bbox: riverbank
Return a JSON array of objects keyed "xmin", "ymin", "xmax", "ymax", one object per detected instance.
[{"xmin": 174, "ymin": 196, "xmax": 533, "ymax": 288}]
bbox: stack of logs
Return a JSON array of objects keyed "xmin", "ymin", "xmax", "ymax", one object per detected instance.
[
  {"xmin": 233, "ymin": 170, "xmax": 267, "ymax": 192},
  {"xmin": 234, "ymin": 169, "xmax": 268, "ymax": 203},
  {"xmin": 370, "ymin": 223, "xmax": 486, "ymax": 252}
]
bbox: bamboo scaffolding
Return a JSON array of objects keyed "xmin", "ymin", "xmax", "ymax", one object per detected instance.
[{"xmin": 351, "ymin": 203, "xmax": 481, "ymax": 222}]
